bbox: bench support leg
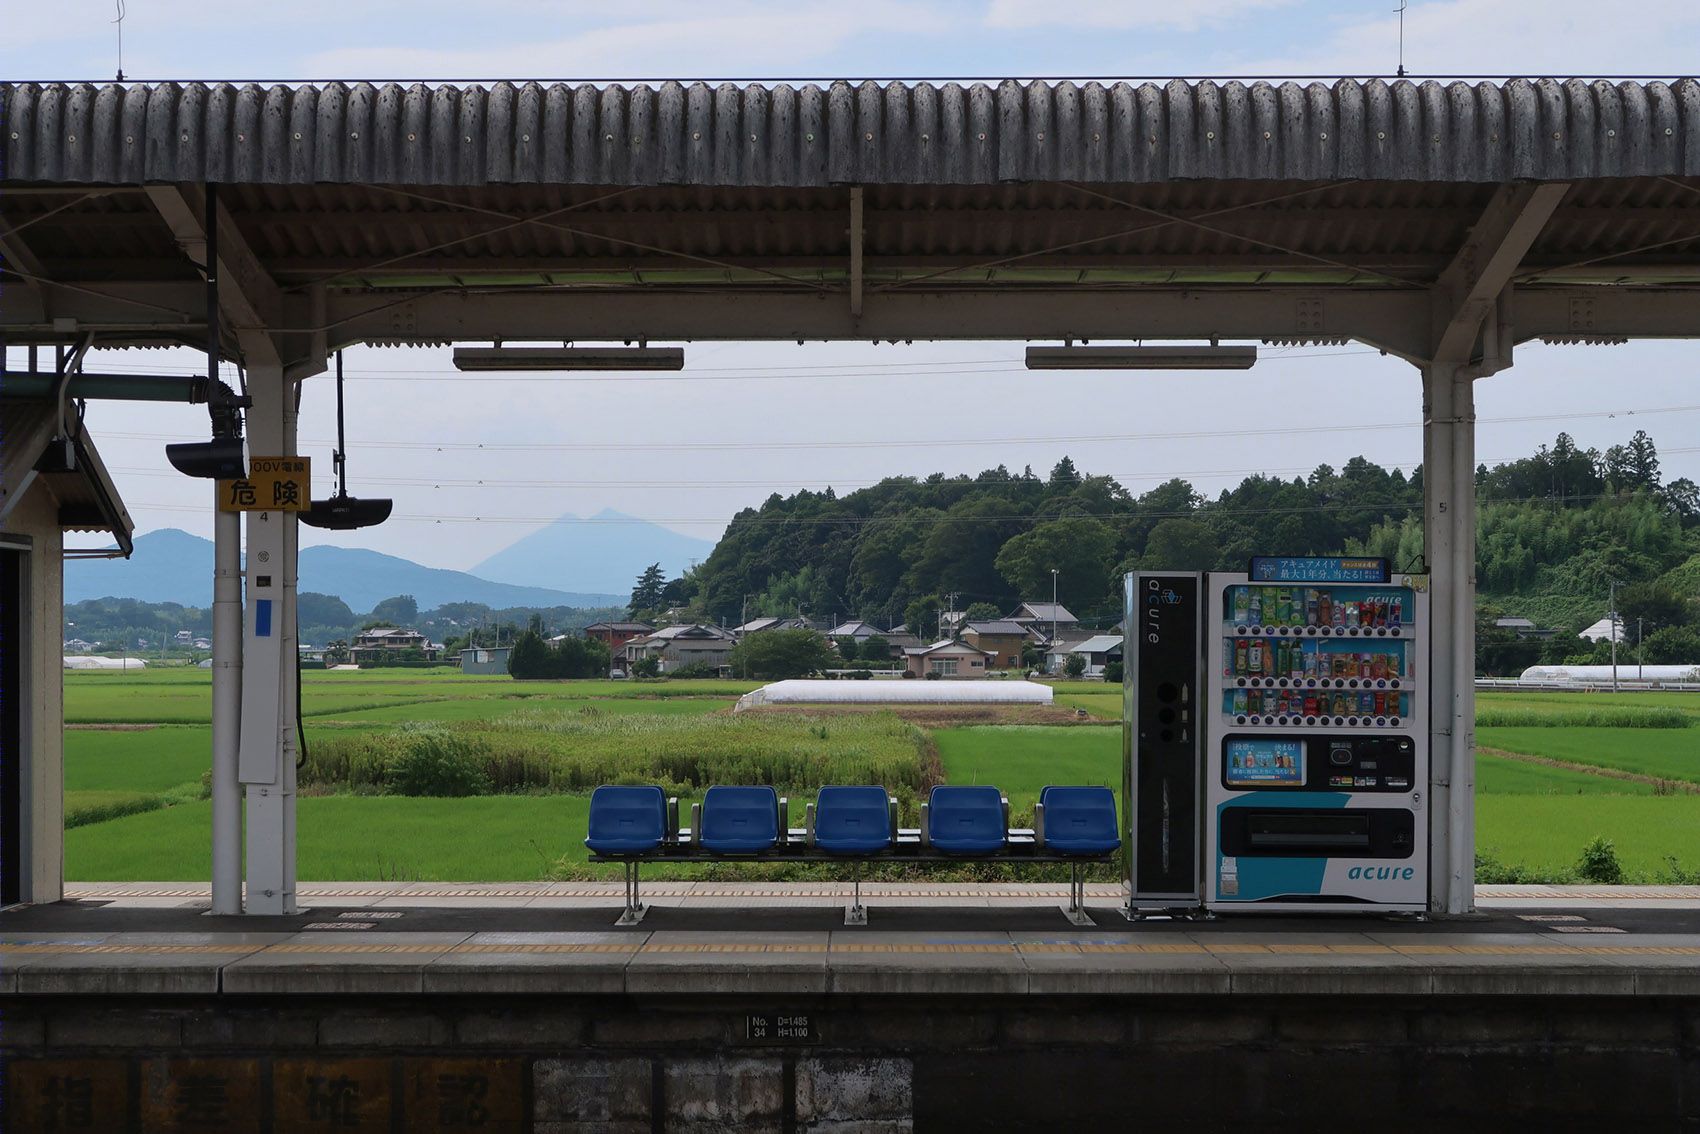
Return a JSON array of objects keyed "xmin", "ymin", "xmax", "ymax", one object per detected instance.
[
  {"xmin": 616, "ymin": 862, "xmax": 648, "ymax": 926},
  {"xmin": 1061, "ymin": 863, "xmax": 1095, "ymax": 927},
  {"xmin": 844, "ymin": 862, "xmax": 868, "ymax": 926}
]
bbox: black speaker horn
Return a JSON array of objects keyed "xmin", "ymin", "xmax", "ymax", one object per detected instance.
[
  {"xmin": 166, "ymin": 435, "xmax": 250, "ymax": 480},
  {"xmin": 300, "ymin": 351, "xmax": 391, "ymax": 531}
]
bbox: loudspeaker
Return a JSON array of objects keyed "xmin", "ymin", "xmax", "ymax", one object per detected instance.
[{"xmin": 165, "ymin": 437, "xmax": 248, "ymax": 479}]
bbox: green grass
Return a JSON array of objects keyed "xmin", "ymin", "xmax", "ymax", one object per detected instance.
[
  {"xmin": 1051, "ymin": 690, "xmax": 1122, "ymax": 719},
  {"xmin": 934, "ymin": 725, "xmax": 1121, "ymax": 814},
  {"xmin": 319, "ymin": 695, "xmax": 730, "ymax": 724},
  {"xmin": 1477, "ymin": 689, "xmax": 1700, "ymax": 720},
  {"xmin": 1475, "ymin": 751, "xmax": 1661, "ymax": 796},
  {"xmin": 1476, "ymin": 794, "xmax": 1700, "ymax": 878},
  {"xmin": 64, "ymin": 726, "xmax": 213, "ymax": 792},
  {"xmin": 1476, "ymin": 727, "xmax": 1700, "ymax": 784},
  {"xmin": 66, "ymin": 796, "xmax": 592, "ymax": 882}
]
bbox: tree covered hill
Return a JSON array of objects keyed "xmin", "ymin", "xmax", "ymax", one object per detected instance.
[{"xmin": 673, "ymin": 432, "xmax": 1700, "ymax": 660}]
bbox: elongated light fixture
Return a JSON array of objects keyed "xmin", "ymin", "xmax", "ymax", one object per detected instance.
[
  {"xmin": 453, "ymin": 346, "xmax": 685, "ymax": 371},
  {"xmin": 1025, "ymin": 345, "xmax": 1257, "ymax": 370}
]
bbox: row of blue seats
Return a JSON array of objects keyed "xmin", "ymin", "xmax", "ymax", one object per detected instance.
[
  {"xmin": 585, "ymin": 783, "xmax": 1121, "ymax": 926},
  {"xmin": 585, "ymin": 783, "xmax": 1121, "ymax": 857}
]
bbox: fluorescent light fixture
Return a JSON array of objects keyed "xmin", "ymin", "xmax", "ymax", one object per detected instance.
[
  {"xmin": 1025, "ymin": 345, "xmax": 1257, "ymax": 370},
  {"xmin": 453, "ymin": 346, "xmax": 685, "ymax": 371}
]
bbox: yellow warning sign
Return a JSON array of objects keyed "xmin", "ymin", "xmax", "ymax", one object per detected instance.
[{"xmin": 218, "ymin": 456, "xmax": 312, "ymax": 512}]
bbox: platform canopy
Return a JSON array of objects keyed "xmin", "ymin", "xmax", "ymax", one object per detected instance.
[{"xmin": 3, "ymin": 78, "xmax": 1698, "ymax": 368}]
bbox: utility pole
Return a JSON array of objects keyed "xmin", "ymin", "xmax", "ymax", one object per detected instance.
[
  {"xmin": 1051, "ymin": 568, "xmax": 1059, "ymax": 674},
  {"xmin": 1608, "ymin": 579, "xmax": 1621, "ymax": 694},
  {"xmin": 1638, "ymin": 616, "xmax": 1644, "ymax": 681}
]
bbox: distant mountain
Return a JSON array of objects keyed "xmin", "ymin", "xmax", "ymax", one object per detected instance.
[
  {"xmin": 470, "ymin": 508, "xmax": 716, "ymax": 595},
  {"xmin": 64, "ymin": 529, "xmax": 624, "ymax": 613}
]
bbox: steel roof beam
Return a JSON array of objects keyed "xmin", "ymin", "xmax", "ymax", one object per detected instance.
[
  {"xmin": 145, "ymin": 184, "xmax": 288, "ymax": 370},
  {"xmin": 1428, "ymin": 182, "xmax": 1571, "ymax": 367}
]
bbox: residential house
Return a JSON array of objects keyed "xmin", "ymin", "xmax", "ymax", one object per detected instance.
[
  {"xmin": 903, "ymin": 639, "xmax": 996, "ymax": 679},
  {"xmin": 827, "ymin": 620, "xmax": 883, "ymax": 645},
  {"xmin": 582, "ymin": 621, "xmax": 653, "ymax": 651},
  {"xmin": 960, "ymin": 620, "xmax": 1029, "ymax": 669},
  {"xmin": 350, "ymin": 627, "xmax": 440, "ymax": 664},
  {"xmin": 733, "ymin": 616, "xmax": 822, "ymax": 637},
  {"xmin": 1009, "ymin": 601, "xmax": 1080, "ymax": 644},
  {"xmin": 458, "ymin": 646, "xmax": 512, "ymax": 675},
  {"xmin": 1053, "ymin": 634, "xmax": 1123, "ymax": 677},
  {"xmin": 1579, "ymin": 617, "xmax": 1625, "ymax": 643},
  {"xmin": 623, "ymin": 624, "xmax": 737, "ymax": 673},
  {"xmin": 1495, "ymin": 616, "xmax": 1557, "ymax": 641}
]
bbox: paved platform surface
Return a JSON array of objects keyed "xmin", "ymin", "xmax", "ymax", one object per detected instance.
[{"xmin": 5, "ymin": 883, "xmax": 1698, "ymax": 998}]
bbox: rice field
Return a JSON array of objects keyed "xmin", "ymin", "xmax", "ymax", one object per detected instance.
[{"xmin": 59, "ymin": 668, "xmax": 1700, "ymax": 883}]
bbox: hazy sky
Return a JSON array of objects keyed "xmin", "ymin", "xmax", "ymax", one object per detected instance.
[{"xmin": 11, "ymin": 2, "xmax": 1698, "ymax": 577}]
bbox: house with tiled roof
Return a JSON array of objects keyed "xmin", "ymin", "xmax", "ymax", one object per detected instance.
[
  {"xmin": 960, "ymin": 620, "xmax": 1029, "ymax": 669},
  {"xmin": 902, "ymin": 639, "xmax": 995, "ymax": 679}
]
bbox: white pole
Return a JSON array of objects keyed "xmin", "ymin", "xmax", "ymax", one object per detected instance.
[
  {"xmin": 1423, "ymin": 361, "xmax": 1476, "ymax": 916},
  {"xmin": 210, "ymin": 496, "xmax": 243, "ymax": 914}
]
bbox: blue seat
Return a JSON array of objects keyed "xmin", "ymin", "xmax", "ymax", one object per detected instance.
[
  {"xmin": 926, "ymin": 785, "xmax": 1007, "ymax": 855},
  {"xmin": 814, "ymin": 786, "xmax": 893, "ymax": 855},
  {"xmin": 699, "ymin": 785, "xmax": 780, "ymax": 853},
  {"xmin": 584, "ymin": 785, "xmax": 668, "ymax": 855},
  {"xmin": 1037, "ymin": 786, "xmax": 1122, "ymax": 855}
]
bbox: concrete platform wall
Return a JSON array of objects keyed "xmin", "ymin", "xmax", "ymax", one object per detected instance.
[{"xmin": 8, "ymin": 992, "xmax": 1699, "ymax": 1131}]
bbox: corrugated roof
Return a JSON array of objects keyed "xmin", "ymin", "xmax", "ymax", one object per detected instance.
[{"xmin": 7, "ymin": 78, "xmax": 1697, "ymax": 187}]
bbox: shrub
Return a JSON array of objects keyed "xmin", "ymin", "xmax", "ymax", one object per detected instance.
[
  {"xmin": 65, "ymin": 791, "xmax": 163, "ymax": 829},
  {"xmin": 1063, "ymin": 654, "xmax": 1087, "ymax": 678},
  {"xmin": 666, "ymin": 660, "xmax": 717, "ymax": 680},
  {"xmin": 1576, "ymin": 836, "xmax": 1624, "ymax": 884},
  {"xmin": 1102, "ymin": 661, "xmax": 1124, "ymax": 684},
  {"xmin": 384, "ymin": 726, "xmax": 491, "ymax": 797},
  {"xmin": 1475, "ymin": 847, "xmax": 1572, "ymax": 885}
]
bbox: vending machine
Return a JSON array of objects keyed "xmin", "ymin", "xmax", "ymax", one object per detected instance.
[
  {"xmin": 1122, "ymin": 572, "xmax": 1205, "ymax": 913},
  {"xmin": 1202, "ymin": 559, "xmax": 1429, "ymax": 912}
]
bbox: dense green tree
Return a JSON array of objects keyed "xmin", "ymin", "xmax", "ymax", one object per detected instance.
[
  {"xmin": 907, "ymin": 495, "xmax": 1028, "ymax": 610},
  {"xmin": 1141, "ymin": 518, "xmax": 1219, "ymax": 571},
  {"xmin": 904, "ymin": 595, "xmax": 943, "ymax": 643},
  {"xmin": 298, "ymin": 592, "xmax": 354, "ymax": 629},
  {"xmin": 727, "ymin": 629, "xmax": 836, "ymax": 680},
  {"xmin": 1639, "ymin": 626, "xmax": 1700, "ymax": 666},
  {"xmin": 506, "ymin": 630, "xmax": 553, "ymax": 679},
  {"xmin": 369, "ymin": 595, "xmax": 418, "ymax": 626},
  {"xmin": 994, "ymin": 517, "xmax": 1115, "ymax": 609},
  {"xmin": 628, "ymin": 563, "xmax": 667, "ymax": 619},
  {"xmin": 860, "ymin": 634, "xmax": 891, "ymax": 666}
]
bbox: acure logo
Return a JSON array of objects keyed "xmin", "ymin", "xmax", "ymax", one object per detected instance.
[{"xmin": 1346, "ymin": 865, "xmax": 1414, "ymax": 881}]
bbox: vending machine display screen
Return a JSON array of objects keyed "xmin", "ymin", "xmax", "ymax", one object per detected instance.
[{"xmin": 1224, "ymin": 738, "xmax": 1306, "ymax": 787}]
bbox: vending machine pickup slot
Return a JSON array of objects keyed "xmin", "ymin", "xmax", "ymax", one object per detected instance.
[
  {"xmin": 1246, "ymin": 812, "xmax": 1372, "ymax": 850},
  {"xmin": 1220, "ymin": 807, "xmax": 1414, "ymax": 859}
]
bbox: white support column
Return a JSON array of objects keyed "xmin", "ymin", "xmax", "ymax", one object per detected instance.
[
  {"xmin": 238, "ymin": 356, "xmax": 299, "ymax": 915},
  {"xmin": 1423, "ymin": 362, "xmax": 1478, "ymax": 915},
  {"xmin": 209, "ymin": 497, "xmax": 243, "ymax": 914}
]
